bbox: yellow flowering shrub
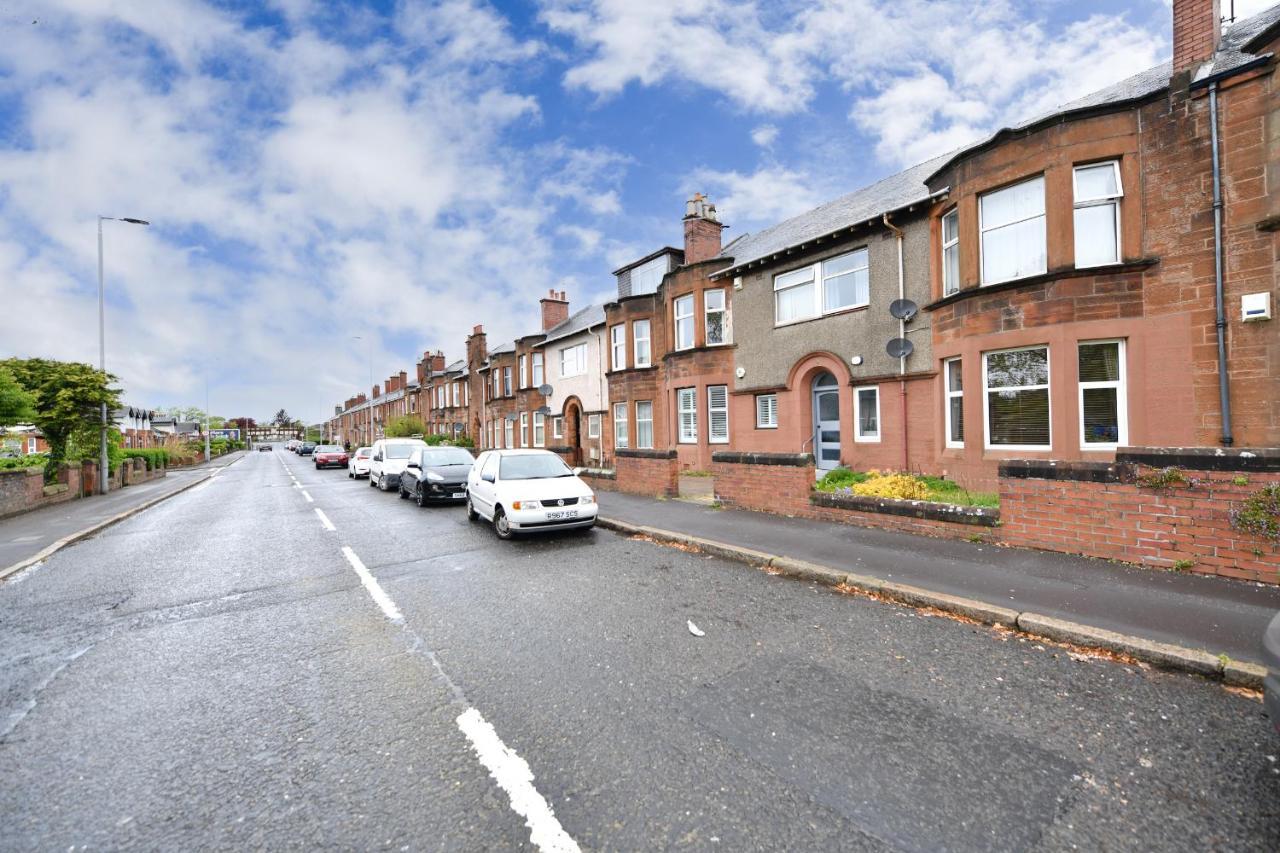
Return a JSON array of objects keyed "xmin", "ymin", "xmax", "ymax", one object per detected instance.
[{"xmin": 849, "ymin": 471, "xmax": 932, "ymax": 501}]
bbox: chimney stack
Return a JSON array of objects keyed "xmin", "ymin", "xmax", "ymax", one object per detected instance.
[
  {"xmin": 1173, "ymin": 0, "xmax": 1221, "ymax": 73},
  {"xmin": 683, "ymin": 192, "xmax": 723, "ymax": 264},
  {"xmin": 399, "ymin": 370, "xmax": 407, "ymax": 390},
  {"xmin": 432, "ymin": 350, "xmax": 446, "ymax": 372},
  {"xmin": 372, "ymin": 384, "xmax": 381, "ymax": 399},
  {"xmin": 540, "ymin": 289, "xmax": 570, "ymax": 331},
  {"xmin": 357, "ymin": 393, "xmax": 366, "ymax": 405}
]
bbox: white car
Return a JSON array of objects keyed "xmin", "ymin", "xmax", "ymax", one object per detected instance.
[
  {"xmin": 347, "ymin": 446, "xmax": 373, "ymax": 479},
  {"xmin": 465, "ymin": 449, "xmax": 597, "ymax": 539},
  {"xmin": 368, "ymin": 438, "xmax": 429, "ymax": 490}
]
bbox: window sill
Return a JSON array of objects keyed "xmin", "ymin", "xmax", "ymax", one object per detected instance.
[
  {"xmin": 773, "ymin": 303, "xmax": 869, "ymax": 329},
  {"xmin": 925, "ymin": 258, "xmax": 1158, "ymax": 311}
]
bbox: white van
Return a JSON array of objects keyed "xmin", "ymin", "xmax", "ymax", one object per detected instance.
[{"xmin": 368, "ymin": 438, "xmax": 429, "ymax": 491}]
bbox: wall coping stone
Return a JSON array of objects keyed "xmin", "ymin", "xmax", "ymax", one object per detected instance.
[
  {"xmin": 617, "ymin": 448, "xmax": 678, "ymax": 460},
  {"xmin": 999, "ymin": 459, "xmax": 1129, "ymax": 483},
  {"xmin": 1117, "ymin": 446, "xmax": 1280, "ymax": 472},
  {"xmin": 580, "ymin": 468, "xmax": 616, "ymax": 480},
  {"xmin": 811, "ymin": 490, "xmax": 999, "ymax": 526},
  {"xmin": 713, "ymin": 451, "xmax": 814, "ymax": 467}
]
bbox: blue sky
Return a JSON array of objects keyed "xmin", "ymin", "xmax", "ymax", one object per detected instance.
[{"xmin": 0, "ymin": 0, "xmax": 1269, "ymax": 422}]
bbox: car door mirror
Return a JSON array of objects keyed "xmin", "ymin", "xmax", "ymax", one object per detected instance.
[
  {"xmin": 482, "ymin": 472, "xmax": 495, "ymax": 483},
  {"xmin": 406, "ymin": 462, "xmax": 419, "ymax": 470},
  {"xmin": 373, "ymin": 453, "xmax": 383, "ymax": 462}
]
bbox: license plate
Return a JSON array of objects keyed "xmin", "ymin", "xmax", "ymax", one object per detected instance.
[
  {"xmin": 546, "ymin": 509, "xmax": 579, "ymax": 520},
  {"xmin": 451, "ymin": 492, "xmax": 466, "ymax": 499}
]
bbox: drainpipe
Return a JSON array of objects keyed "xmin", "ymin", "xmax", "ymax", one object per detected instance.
[
  {"xmin": 1209, "ymin": 82, "xmax": 1234, "ymax": 446},
  {"xmin": 882, "ymin": 213, "xmax": 909, "ymax": 471}
]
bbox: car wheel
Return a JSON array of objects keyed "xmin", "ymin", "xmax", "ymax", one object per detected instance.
[
  {"xmin": 493, "ymin": 506, "xmax": 513, "ymax": 540},
  {"xmin": 398, "ymin": 481, "xmax": 409, "ymax": 499},
  {"xmin": 466, "ymin": 497, "xmax": 478, "ymax": 522},
  {"xmin": 415, "ymin": 485, "xmax": 427, "ymax": 507}
]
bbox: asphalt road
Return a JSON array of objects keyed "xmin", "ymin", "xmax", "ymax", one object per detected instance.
[{"xmin": 1, "ymin": 448, "xmax": 1277, "ymax": 851}]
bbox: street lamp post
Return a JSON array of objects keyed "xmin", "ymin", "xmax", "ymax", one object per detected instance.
[
  {"xmin": 352, "ymin": 335, "xmax": 373, "ymax": 446},
  {"xmin": 97, "ymin": 215, "xmax": 149, "ymax": 495}
]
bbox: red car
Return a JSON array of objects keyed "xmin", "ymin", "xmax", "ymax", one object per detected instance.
[{"xmin": 313, "ymin": 445, "xmax": 349, "ymax": 470}]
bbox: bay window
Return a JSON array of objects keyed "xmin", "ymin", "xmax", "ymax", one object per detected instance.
[
  {"xmin": 942, "ymin": 209, "xmax": 960, "ymax": 296},
  {"xmin": 610, "ymin": 324, "xmax": 626, "ymax": 370},
  {"xmin": 613, "ymin": 402, "xmax": 629, "ymax": 449},
  {"xmin": 519, "ymin": 355, "xmax": 528, "ymax": 388},
  {"xmin": 984, "ymin": 346, "xmax": 1050, "ymax": 449},
  {"xmin": 533, "ymin": 412, "xmax": 546, "ymax": 447},
  {"xmin": 980, "ymin": 176, "xmax": 1046, "ymax": 285},
  {"xmin": 503, "ymin": 367, "xmax": 512, "ymax": 397},
  {"xmin": 674, "ymin": 295, "xmax": 694, "ymax": 350},
  {"xmin": 944, "ymin": 358, "xmax": 964, "ymax": 447},
  {"xmin": 519, "ymin": 412, "xmax": 528, "ymax": 447},
  {"xmin": 1078, "ymin": 340, "xmax": 1126, "ymax": 448},
  {"xmin": 634, "ymin": 319, "xmax": 651, "ymax": 367},
  {"xmin": 635, "ymin": 401, "xmax": 654, "ymax": 449},
  {"xmin": 1073, "ymin": 161, "xmax": 1122, "ymax": 268}
]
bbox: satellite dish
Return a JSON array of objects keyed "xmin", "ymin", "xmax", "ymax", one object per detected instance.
[
  {"xmin": 538, "ymin": 383, "xmax": 553, "ymax": 396},
  {"xmin": 536, "ymin": 405, "xmax": 552, "ymax": 415},
  {"xmin": 886, "ymin": 338, "xmax": 914, "ymax": 359},
  {"xmin": 889, "ymin": 298, "xmax": 919, "ymax": 321}
]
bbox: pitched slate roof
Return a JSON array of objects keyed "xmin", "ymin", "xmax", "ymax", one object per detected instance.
[
  {"xmin": 715, "ymin": 154, "xmax": 950, "ymax": 274},
  {"xmin": 543, "ymin": 303, "xmax": 606, "ymax": 344}
]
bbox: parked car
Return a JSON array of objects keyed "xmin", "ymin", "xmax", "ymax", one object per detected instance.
[
  {"xmin": 313, "ymin": 445, "xmax": 348, "ymax": 469},
  {"xmin": 1265, "ymin": 611, "xmax": 1280, "ymax": 734},
  {"xmin": 258, "ymin": 444, "xmax": 272, "ymax": 452},
  {"xmin": 347, "ymin": 446, "xmax": 373, "ymax": 479},
  {"xmin": 286, "ymin": 439, "xmax": 300, "ymax": 451},
  {"xmin": 398, "ymin": 446, "xmax": 475, "ymax": 506},
  {"xmin": 465, "ymin": 449, "xmax": 597, "ymax": 539},
  {"xmin": 368, "ymin": 438, "xmax": 429, "ymax": 491},
  {"xmin": 298, "ymin": 442, "xmax": 317, "ymax": 456}
]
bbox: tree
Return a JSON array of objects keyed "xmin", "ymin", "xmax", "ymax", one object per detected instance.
[
  {"xmin": 385, "ymin": 415, "xmax": 425, "ymax": 437},
  {"xmin": 1, "ymin": 358, "xmax": 123, "ymax": 482},
  {"xmin": 272, "ymin": 409, "xmax": 292, "ymax": 428},
  {"xmin": 228, "ymin": 416, "xmax": 257, "ymax": 432},
  {"xmin": 0, "ymin": 365, "xmax": 35, "ymax": 426},
  {"xmin": 161, "ymin": 405, "xmax": 204, "ymax": 423}
]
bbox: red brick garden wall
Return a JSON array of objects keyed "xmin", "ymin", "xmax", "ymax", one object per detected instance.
[
  {"xmin": 615, "ymin": 450, "xmax": 679, "ymax": 497},
  {"xmin": 999, "ymin": 450, "xmax": 1280, "ymax": 584},
  {"xmin": 0, "ymin": 464, "xmax": 83, "ymax": 520}
]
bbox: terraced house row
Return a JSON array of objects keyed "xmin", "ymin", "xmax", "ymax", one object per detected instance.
[{"xmin": 329, "ymin": 0, "xmax": 1280, "ymax": 582}]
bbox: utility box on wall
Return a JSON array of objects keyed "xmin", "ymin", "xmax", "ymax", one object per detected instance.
[{"xmin": 1242, "ymin": 292, "xmax": 1272, "ymax": 322}]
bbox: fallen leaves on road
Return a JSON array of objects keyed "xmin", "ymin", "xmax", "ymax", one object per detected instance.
[{"xmin": 628, "ymin": 533, "xmax": 701, "ymax": 554}]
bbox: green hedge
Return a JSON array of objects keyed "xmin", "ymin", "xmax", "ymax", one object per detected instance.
[
  {"xmin": 0, "ymin": 453, "xmax": 48, "ymax": 471},
  {"xmin": 123, "ymin": 448, "xmax": 170, "ymax": 470}
]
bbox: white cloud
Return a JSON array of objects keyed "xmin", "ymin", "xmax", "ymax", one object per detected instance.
[
  {"xmin": 543, "ymin": 0, "xmax": 1169, "ymax": 166},
  {"xmin": 685, "ymin": 166, "xmax": 823, "ymax": 230},
  {"xmin": 0, "ymin": 0, "xmax": 629, "ymax": 420},
  {"xmin": 750, "ymin": 124, "xmax": 779, "ymax": 148}
]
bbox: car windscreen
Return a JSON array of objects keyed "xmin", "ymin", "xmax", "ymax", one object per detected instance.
[
  {"xmin": 499, "ymin": 453, "xmax": 573, "ymax": 480},
  {"xmin": 315, "ymin": 445, "xmax": 342, "ymax": 453},
  {"xmin": 421, "ymin": 449, "xmax": 475, "ymax": 467},
  {"xmin": 355, "ymin": 448, "xmax": 372, "ymax": 457},
  {"xmin": 384, "ymin": 444, "xmax": 418, "ymax": 459}
]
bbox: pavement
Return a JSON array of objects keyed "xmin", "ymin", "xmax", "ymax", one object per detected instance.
[
  {"xmin": 0, "ymin": 452, "xmax": 246, "ymax": 578},
  {"xmin": 596, "ymin": 491, "xmax": 1280, "ymax": 666},
  {"xmin": 1, "ymin": 449, "xmax": 1278, "ymax": 850}
]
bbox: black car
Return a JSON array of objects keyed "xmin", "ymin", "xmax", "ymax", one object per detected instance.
[
  {"xmin": 1264, "ymin": 611, "xmax": 1280, "ymax": 735},
  {"xmin": 298, "ymin": 442, "xmax": 317, "ymax": 456},
  {"xmin": 258, "ymin": 444, "xmax": 272, "ymax": 452},
  {"xmin": 398, "ymin": 446, "xmax": 475, "ymax": 506}
]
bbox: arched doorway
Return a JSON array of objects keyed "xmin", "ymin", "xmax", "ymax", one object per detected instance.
[
  {"xmin": 563, "ymin": 399, "xmax": 584, "ymax": 467},
  {"xmin": 812, "ymin": 371, "xmax": 841, "ymax": 473}
]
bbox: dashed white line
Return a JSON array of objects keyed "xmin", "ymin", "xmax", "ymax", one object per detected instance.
[
  {"xmin": 314, "ymin": 507, "xmax": 336, "ymax": 531},
  {"xmin": 300, "ymin": 490, "xmax": 313, "ymax": 503},
  {"xmin": 340, "ymin": 545, "xmax": 402, "ymax": 622},
  {"xmin": 457, "ymin": 708, "xmax": 582, "ymax": 853}
]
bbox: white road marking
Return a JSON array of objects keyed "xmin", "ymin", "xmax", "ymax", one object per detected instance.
[
  {"xmin": 190, "ymin": 479, "xmax": 213, "ymax": 493},
  {"xmin": 456, "ymin": 708, "xmax": 582, "ymax": 853},
  {"xmin": 314, "ymin": 508, "xmax": 336, "ymax": 531},
  {"xmin": 300, "ymin": 490, "xmax": 313, "ymax": 503},
  {"xmin": 340, "ymin": 546, "xmax": 401, "ymax": 622}
]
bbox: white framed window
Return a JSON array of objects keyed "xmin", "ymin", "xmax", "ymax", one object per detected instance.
[
  {"xmin": 635, "ymin": 401, "xmax": 654, "ymax": 449},
  {"xmin": 1074, "ymin": 161, "xmax": 1122, "ymax": 268},
  {"xmin": 941, "ymin": 209, "xmax": 960, "ymax": 296},
  {"xmin": 708, "ymin": 385, "xmax": 729, "ymax": 444},
  {"xmin": 613, "ymin": 402, "xmax": 629, "ymax": 448},
  {"xmin": 677, "ymin": 388, "xmax": 697, "ymax": 443},
  {"xmin": 944, "ymin": 358, "xmax": 964, "ymax": 448},
  {"xmin": 519, "ymin": 355, "xmax": 528, "ymax": 388},
  {"xmin": 854, "ymin": 386, "xmax": 880, "ymax": 442},
  {"xmin": 531, "ymin": 352, "xmax": 544, "ymax": 387},
  {"xmin": 560, "ymin": 343, "xmax": 587, "ymax": 377},
  {"xmin": 1078, "ymin": 339, "xmax": 1126, "ymax": 449},
  {"xmin": 705, "ymin": 289, "xmax": 729, "ymax": 345},
  {"xmin": 587, "ymin": 413, "xmax": 601, "ymax": 439},
  {"xmin": 773, "ymin": 248, "xmax": 870, "ymax": 325},
  {"xmin": 633, "ymin": 319, "xmax": 651, "ymax": 367},
  {"xmin": 552, "ymin": 416, "xmax": 563, "ymax": 439},
  {"xmin": 519, "ymin": 412, "xmax": 528, "ymax": 447},
  {"xmin": 533, "ymin": 412, "xmax": 546, "ymax": 447},
  {"xmin": 674, "ymin": 295, "xmax": 695, "ymax": 350},
  {"xmin": 28, "ymin": 437, "xmax": 37, "ymax": 454},
  {"xmin": 492, "ymin": 372, "xmax": 500, "ymax": 399},
  {"xmin": 504, "ymin": 418, "xmax": 514, "ymax": 449},
  {"xmin": 980, "ymin": 175, "xmax": 1046, "ymax": 285},
  {"xmin": 610, "ymin": 324, "xmax": 627, "ymax": 370},
  {"xmin": 755, "ymin": 393, "xmax": 777, "ymax": 428},
  {"xmin": 984, "ymin": 346, "xmax": 1051, "ymax": 449},
  {"xmin": 503, "ymin": 367, "xmax": 512, "ymax": 396},
  {"xmin": 452, "ymin": 382, "xmax": 460, "ymax": 407}
]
